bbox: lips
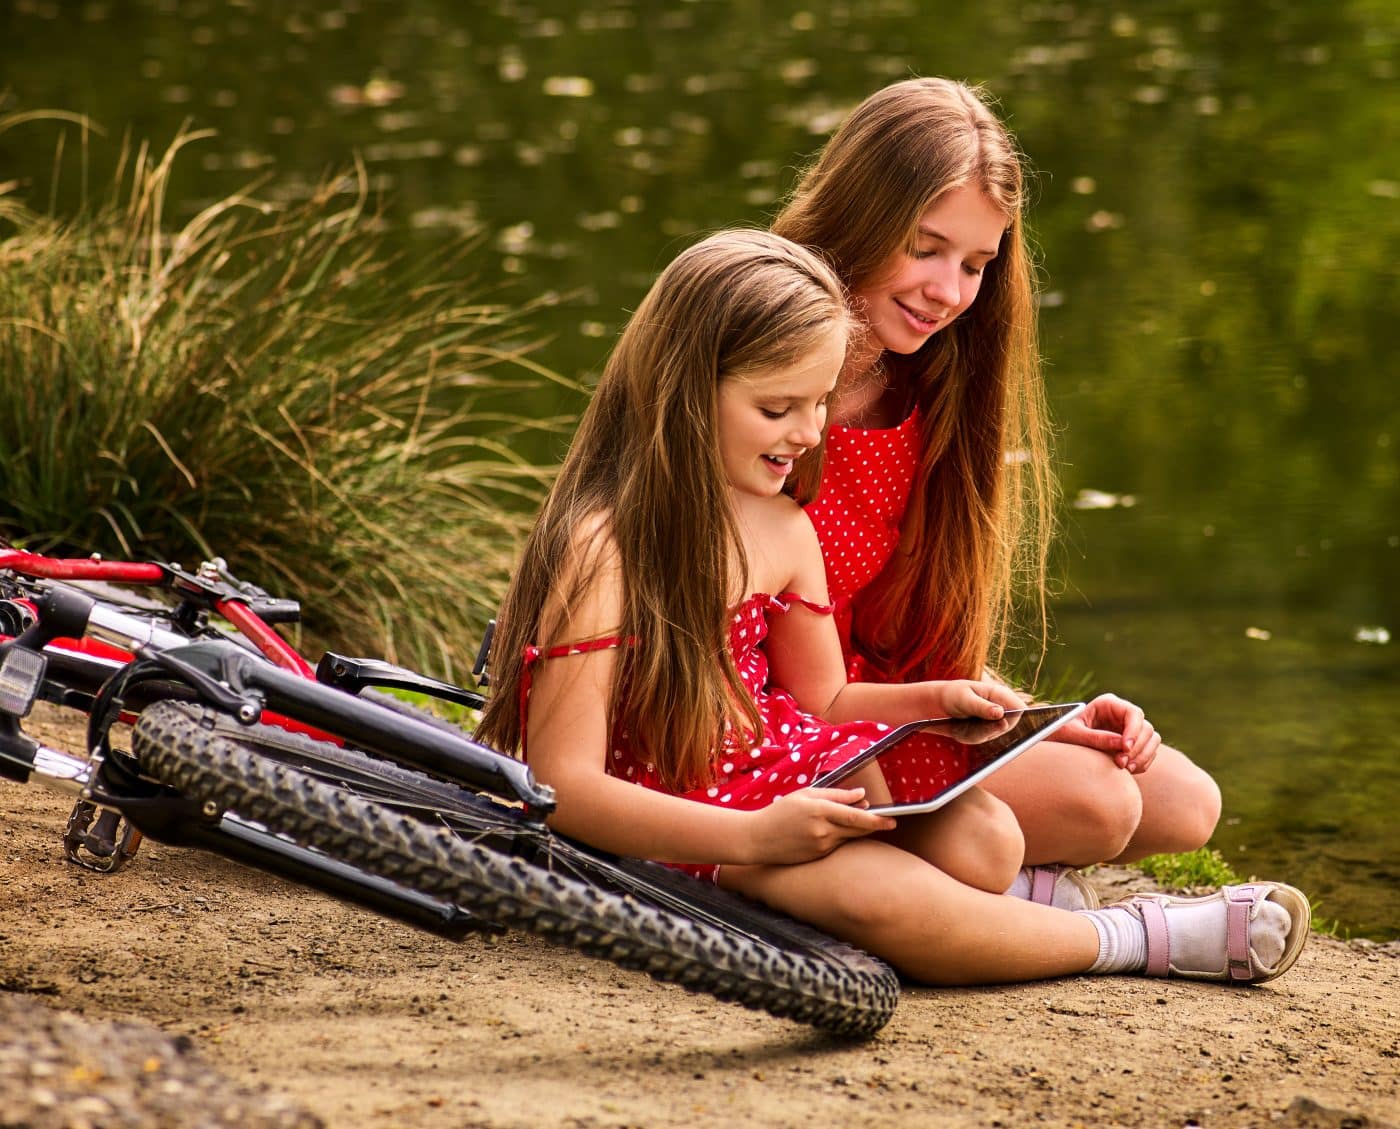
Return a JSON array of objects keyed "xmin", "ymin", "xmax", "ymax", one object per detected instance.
[{"xmin": 895, "ymin": 298, "xmax": 945, "ymax": 328}]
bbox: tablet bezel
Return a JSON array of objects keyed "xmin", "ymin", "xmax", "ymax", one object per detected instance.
[{"xmin": 810, "ymin": 702, "xmax": 1087, "ymax": 816}]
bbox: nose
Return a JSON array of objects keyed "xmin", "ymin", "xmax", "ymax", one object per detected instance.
[
  {"xmin": 789, "ymin": 407, "xmax": 823, "ymax": 450},
  {"xmin": 920, "ymin": 259, "xmax": 961, "ymax": 310}
]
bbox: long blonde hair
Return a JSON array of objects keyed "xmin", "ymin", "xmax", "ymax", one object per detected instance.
[
  {"xmin": 773, "ymin": 77, "xmax": 1056, "ymax": 682},
  {"xmin": 476, "ymin": 230, "xmax": 850, "ymax": 789}
]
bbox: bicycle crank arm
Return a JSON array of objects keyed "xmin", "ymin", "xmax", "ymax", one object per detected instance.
[{"xmin": 11, "ymin": 739, "xmax": 92, "ymax": 794}]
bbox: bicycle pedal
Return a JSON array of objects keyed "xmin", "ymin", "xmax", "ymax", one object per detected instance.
[{"xmin": 63, "ymin": 800, "xmax": 143, "ymax": 873}]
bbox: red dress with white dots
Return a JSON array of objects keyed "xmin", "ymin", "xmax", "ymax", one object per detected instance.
[
  {"xmin": 521, "ymin": 592, "xmax": 892, "ymax": 882},
  {"xmin": 805, "ymin": 411, "xmax": 969, "ymax": 804},
  {"xmin": 804, "ymin": 411, "xmax": 922, "ymax": 679}
]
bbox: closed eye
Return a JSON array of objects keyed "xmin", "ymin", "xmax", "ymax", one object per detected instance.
[{"xmin": 760, "ymin": 407, "xmax": 789, "ymax": 420}]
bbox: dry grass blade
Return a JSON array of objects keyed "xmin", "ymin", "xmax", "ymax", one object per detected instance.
[{"xmin": 0, "ymin": 119, "xmax": 577, "ymax": 678}]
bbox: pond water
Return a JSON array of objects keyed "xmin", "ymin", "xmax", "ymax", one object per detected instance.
[{"xmin": 4, "ymin": 1, "xmax": 1397, "ymax": 938}]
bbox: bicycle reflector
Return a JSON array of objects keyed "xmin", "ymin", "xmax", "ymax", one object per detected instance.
[{"xmin": 0, "ymin": 646, "xmax": 47, "ymax": 717}]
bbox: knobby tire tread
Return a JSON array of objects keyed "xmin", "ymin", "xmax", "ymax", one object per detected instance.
[{"xmin": 132, "ymin": 701, "xmax": 897, "ymax": 1037}]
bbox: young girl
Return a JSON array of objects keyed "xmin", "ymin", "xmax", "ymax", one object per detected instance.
[
  {"xmin": 772, "ymin": 77, "xmax": 1223, "ymax": 887},
  {"xmin": 477, "ymin": 228, "xmax": 1309, "ymax": 987}
]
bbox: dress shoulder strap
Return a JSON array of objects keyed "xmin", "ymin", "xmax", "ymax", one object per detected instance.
[
  {"xmin": 523, "ymin": 635, "xmax": 630, "ymax": 665},
  {"xmin": 768, "ymin": 591, "xmax": 836, "ymax": 616}
]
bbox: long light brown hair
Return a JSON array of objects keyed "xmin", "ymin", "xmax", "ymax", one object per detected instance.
[
  {"xmin": 772, "ymin": 76, "xmax": 1056, "ymax": 683},
  {"xmin": 476, "ymin": 230, "xmax": 850, "ymax": 789}
]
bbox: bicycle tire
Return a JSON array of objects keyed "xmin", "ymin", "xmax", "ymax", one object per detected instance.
[
  {"xmin": 131, "ymin": 701, "xmax": 898, "ymax": 1037},
  {"xmin": 169, "ymin": 710, "xmax": 858, "ymax": 973},
  {"xmin": 193, "ymin": 709, "xmax": 489, "ymax": 814}
]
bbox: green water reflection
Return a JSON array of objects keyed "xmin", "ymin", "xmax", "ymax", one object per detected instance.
[{"xmin": 3, "ymin": 0, "xmax": 1397, "ymax": 937}]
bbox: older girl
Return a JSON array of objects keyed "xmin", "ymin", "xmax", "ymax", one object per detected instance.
[{"xmin": 773, "ymin": 78, "xmax": 1223, "ymax": 895}]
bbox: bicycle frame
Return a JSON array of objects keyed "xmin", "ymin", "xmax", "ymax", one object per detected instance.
[
  {"xmin": 0, "ymin": 570, "xmax": 550, "ymax": 938},
  {"xmin": 0, "ymin": 548, "xmax": 312, "ymax": 673},
  {"xmin": 2, "ymin": 567, "xmax": 546, "ymax": 801},
  {"xmin": 1, "ymin": 547, "xmax": 540, "ymax": 865},
  {"xmin": 1, "ymin": 547, "xmax": 487, "ymax": 720}
]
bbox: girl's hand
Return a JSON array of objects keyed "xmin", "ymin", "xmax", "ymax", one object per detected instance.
[
  {"xmin": 1057, "ymin": 692, "xmax": 1162, "ymax": 774},
  {"xmin": 746, "ymin": 787, "xmax": 896, "ymax": 864},
  {"xmin": 931, "ymin": 679, "xmax": 1026, "ymax": 720}
]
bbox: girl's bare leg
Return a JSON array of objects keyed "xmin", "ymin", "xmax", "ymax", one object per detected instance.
[
  {"xmin": 721, "ymin": 838, "xmax": 1100, "ymax": 984},
  {"xmin": 1108, "ymin": 745, "xmax": 1222, "ymax": 862},
  {"xmin": 879, "ymin": 786, "xmax": 1024, "ymax": 893},
  {"xmin": 983, "ymin": 740, "xmax": 1221, "ymax": 866}
]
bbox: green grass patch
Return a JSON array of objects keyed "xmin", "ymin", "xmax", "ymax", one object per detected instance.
[
  {"xmin": 1305, "ymin": 904, "xmax": 1352, "ymax": 940},
  {"xmin": 375, "ymin": 684, "xmax": 480, "ymax": 731},
  {"xmin": 1135, "ymin": 847, "xmax": 1242, "ymax": 890},
  {"xmin": 1, "ymin": 115, "xmax": 579, "ymax": 679}
]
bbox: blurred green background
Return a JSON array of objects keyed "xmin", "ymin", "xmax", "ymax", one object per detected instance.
[{"xmin": 3, "ymin": 0, "xmax": 1396, "ymax": 937}]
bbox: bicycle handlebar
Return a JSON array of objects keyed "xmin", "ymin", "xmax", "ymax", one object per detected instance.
[
  {"xmin": 85, "ymin": 600, "xmax": 192, "ymax": 655},
  {"xmin": 0, "ymin": 549, "xmax": 164, "ymax": 584},
  {"xmin": 4, "ymin": 546, "xmax": 551, "ymax": 808}
]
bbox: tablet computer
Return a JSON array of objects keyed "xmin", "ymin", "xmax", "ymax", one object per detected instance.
[{"xmin": 810, "ymin": 702, "xmax": 1086, "ymax": 816}]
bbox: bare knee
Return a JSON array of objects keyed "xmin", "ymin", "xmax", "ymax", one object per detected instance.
[
  {"xmin": 1171, "ymin": 759, "xmax": 1222, "ymax": 849},
  {"xmin": 1114, "ymin": 753, "xmax": 1223, "ymax": 861},
  {"xmin": 889, "ymin": 788, "xmax": 1024, "ymax": 893},
  {"xmin": 954, "ymin": 790, "xmax": 1024, "ymax": 892},
  {"xmin": 1058, "ymin": 771, "xmax": 1142, "ymax": 866}
]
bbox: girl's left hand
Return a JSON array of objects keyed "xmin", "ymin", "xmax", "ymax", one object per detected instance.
[
  {"xmin": 1057, "ymin": 692, "xmax": 1161, "ymax": 774},
  {"xmin": 934, "ymin": 679, "xmax": 1027, "ymax": 720}
]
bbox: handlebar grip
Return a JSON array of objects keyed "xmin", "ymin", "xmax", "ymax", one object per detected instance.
[
  {"xmin": 249, "ymin": 598, "xmax": 301, "ymax": 625},
  {"xmin": 18, "ymin": 586, "xmax": 95, "ymax": 649}
]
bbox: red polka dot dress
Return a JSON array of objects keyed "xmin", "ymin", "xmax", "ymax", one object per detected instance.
[
  {"xmin": 521, "ymin": 592, "xmax": 892, "ymax": 882},
  {"xmin": 806, "ymin": 411, "xmax": 969, "ymax": 805},
  {"xmin": 805, "ymin": 411, "xmax": 921, "ymax": 677}
]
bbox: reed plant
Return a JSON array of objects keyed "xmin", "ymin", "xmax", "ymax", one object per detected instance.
[{"xmin": 0, "ymin": 117, "xmax": 576, "ymax": 678}]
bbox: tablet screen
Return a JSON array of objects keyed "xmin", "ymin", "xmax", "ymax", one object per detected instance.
[{"xmin": 810, "ymin": 702, "xmax": 1086, "ymax": 816}]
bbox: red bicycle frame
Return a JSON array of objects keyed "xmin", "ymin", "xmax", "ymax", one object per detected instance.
[{"xmin": 0, "ymin": 548, "xmax": 324, "ymax": 735}]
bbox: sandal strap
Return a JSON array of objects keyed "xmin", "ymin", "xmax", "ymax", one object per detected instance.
[
  {"xmin": 1138, "ymin": 897, "xmax": 1171, "ymax": 977},
  {"xmin": 1028, "ymin": 866, "xmax": 1060, "ymax": 906},
  {"xmin": 1226, "ymin": 884, "xmax": 1262, "ymax": 981}
]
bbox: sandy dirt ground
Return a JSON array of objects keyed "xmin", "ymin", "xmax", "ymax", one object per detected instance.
[{"xmin": 2, "ymin": 703, "xmax": 1397, "ymax": 1129}]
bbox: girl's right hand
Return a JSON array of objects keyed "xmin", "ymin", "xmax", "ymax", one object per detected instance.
[{"xmin": 745, "ymin": 787, "xmax": 897, "ymax": 864}]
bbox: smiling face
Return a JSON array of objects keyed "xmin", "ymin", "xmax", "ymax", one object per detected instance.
[
  {"xmin": 716, "ymin": 324, "xmax": 846, "ymax": 499},
  {"xmin": 851, "ymin": 183, "xmax": 1007, "ymax": 357}
]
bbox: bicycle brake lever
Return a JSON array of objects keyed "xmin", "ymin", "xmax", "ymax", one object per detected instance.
[
  {"xmin": 317, "ymin": 652, "xmax": 486, "ymax": 710},
  {"xmin": 134, "ymin": 646, "xmax": 264, "ymax": 724}
]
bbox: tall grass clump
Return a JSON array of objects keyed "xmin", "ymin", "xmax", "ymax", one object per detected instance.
[{"xmin": 0, "ymin": 117, "xmax": 576, "ymax": 678}]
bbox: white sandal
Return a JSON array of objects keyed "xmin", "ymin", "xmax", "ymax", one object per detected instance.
[
  {"xmin": 1110, "ymin": 882, "xmax": 1311, "ymax": 983},
  {"xmin": 1018, "ymin": 865, "xmax": 1100, "ymax": 911}
]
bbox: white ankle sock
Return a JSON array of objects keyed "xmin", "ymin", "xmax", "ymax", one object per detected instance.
[
  {"xmin": 1082, "ymin": 906, "xmax": 1148, "ymax": 973},
  {"xmin": 1004, "ymin": 868, "xmax": 1035, "ymax": 899},
  {"xmin": 1079, "ymin": 895, "xmax": 1292, "ymax": 976}
]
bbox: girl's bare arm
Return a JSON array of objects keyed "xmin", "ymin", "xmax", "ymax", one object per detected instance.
[
  {"xmin": 762, "ymin": 506, "xmax": 1022, "ymax": 725},
  {"xmin": 525, "ymin": 530, "xmax": 892, "ymax": 865}
]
